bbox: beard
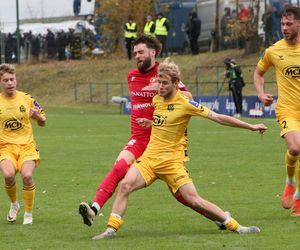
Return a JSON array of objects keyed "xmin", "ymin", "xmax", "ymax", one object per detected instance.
[{"xmin": 137, "ymin": 57, "xmax": 152, "ymax": 73}]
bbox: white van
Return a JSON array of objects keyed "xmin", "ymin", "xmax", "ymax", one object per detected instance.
[{"xmin": 196, "ymin": 0, "xmax": 265, "ymax": 51}]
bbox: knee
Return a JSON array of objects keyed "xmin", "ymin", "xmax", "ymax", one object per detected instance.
[
  {"xmin": 4, "ymin": 175, "xmax": 15, "ymax": 185},
  {"xmin": 288, "ymin": 146, "xmax": 300, "ymax": 156},
  {"xmin": 21, "ymin": 172, "xmax": 33, "ymax": 185},
  {"xmin": 118, "ymin": 180, "xmax": 133, "ymax": 196},
  {"xmin": 184, "ymin": 193, "xmax": 204, "ymax": 208}
]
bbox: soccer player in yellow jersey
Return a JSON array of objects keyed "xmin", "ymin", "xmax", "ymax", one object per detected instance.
[
  {"xmin": 254, "ymin": 7, "xmax": 300, "ymax": 216},
  {"xmin": 93, "ymin": 58, "xmax": 267, "ymax": 239},
  {"xmin": 0, "ymin": 64, "xmax": 46, "ymax": 225}
]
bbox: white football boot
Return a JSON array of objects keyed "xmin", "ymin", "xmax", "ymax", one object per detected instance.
[
  {"xmin": 7, "ymin": 202, "xmax": 20, "ymax": 223},
  {"xmin": 92, "ymin": 228, "xmax": 116, "ymax": 240}
]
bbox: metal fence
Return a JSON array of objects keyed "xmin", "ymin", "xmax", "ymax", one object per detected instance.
[{"xmin": 73, "ymin": 64, "xmax": 277, "ymax": 104}]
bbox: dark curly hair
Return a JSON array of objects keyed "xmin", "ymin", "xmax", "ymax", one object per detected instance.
[{"xmin": 132, "ymin": 35, "xmax": 162, "ymax": 58}]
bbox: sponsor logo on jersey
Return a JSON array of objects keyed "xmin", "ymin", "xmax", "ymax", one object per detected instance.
[
  {"xmin": 3, "ymin": 118, "xmax": 23, "ymax": 131},
  {"xmin": 130, "ymin": 91, "xmax": 156, "ymax": 97},
  {"xmin": 283, "ymin": 65, "xmax": 300, "ymax": 79},
  {"xmin": 153, "ymin": 114, "xmax": 166, "ymax": 126},
  {"xmin": 132, "ymin": 102, "xmax": 153, "ymax": 110},
  {"xmin": 167, "ymin": 104, "xmax": 174, "ymax": 111},
  {"xmin": 19, "ymin": 105, "xmax": 26, "ymax": 112},
  {"xmin": 188, "ymin": 100, "xmax": 199, "ymax": 107}
]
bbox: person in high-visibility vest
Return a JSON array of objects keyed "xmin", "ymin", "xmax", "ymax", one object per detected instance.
[
  {"xmin": 143, "ymin": 15, "xmax": 155, "ymax": 37},
  {"xmin": 124, "ymin": 16, "xmax": 137, "ymax": 60},
  {"xmin": 154, "ymin": 12, "xmax": 169, "ymax": 57}
]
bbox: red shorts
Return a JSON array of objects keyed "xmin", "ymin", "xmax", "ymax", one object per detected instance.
[{"xmin": 123, "ymin": 136, "xmax": 149, "ymax": 159}]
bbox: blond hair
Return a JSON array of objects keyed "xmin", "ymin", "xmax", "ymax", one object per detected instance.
[
  {"xmin": 158, "ymin": 57, "xmax": 181, "ymax": 83},
  {"xmin": 0, "ymin": 64, "xmax": 15, "ymax": 78}
]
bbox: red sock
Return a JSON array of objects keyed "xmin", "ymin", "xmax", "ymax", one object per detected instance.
[
  {"xmin": 93, "ymin": 159, "xmax": 130, "ymax": 208},
  {"xmin": 175, "ymin": 193, "xmax": 207, "ymax": 217}
]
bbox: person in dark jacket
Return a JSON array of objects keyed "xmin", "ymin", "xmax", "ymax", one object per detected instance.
[{"xmin": 186, "ymin": 12, "xmax": 201, "ymax": 55}]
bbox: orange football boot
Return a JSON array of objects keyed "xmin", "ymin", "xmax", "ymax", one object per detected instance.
[
  {"xmin": 281, "ymin": 183, "xmax": 295, "ymax": 209},
  {"xmin": 291, "ymin": 199, "xmax": 300, "ymax": 216}
]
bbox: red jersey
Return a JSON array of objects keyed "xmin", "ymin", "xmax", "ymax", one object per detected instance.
[{"xmin": 127, "ymin": 62, "xmax": 188, "ymax": 139}]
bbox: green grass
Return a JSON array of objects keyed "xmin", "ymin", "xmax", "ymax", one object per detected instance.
[{"xmin": 0, "ymin": 106, "xmax": 298, "ymax": 250}]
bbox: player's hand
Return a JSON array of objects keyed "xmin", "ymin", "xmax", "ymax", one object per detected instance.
[
  {"xmin": 259, "ymin": 93, "xmax": 273, "ymax": 106},
  {"xmin": 251, "ymin": 124, "xmax": 267, "ymax": 134},
  {"xmin": 136, "ymin": 118, "xmax": 152, "ymax": 128},
  {"xmin": 29, "ymin": 107, "xmax": 46, "ymax": 122}
]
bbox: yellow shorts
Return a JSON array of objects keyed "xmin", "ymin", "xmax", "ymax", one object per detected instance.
[
  {"xmin": 0, "ymin": 142, "xmax": 40, "ymax": 172},
  {"xmin": 133, "ymin": 155, "xmax": 192, "ymax": 193},
  {"xmin": 277, "ymin": 117, "xmax": 300, "ymax": 137}
]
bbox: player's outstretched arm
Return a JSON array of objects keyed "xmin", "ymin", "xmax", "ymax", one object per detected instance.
[{"xmin": 207, "ymin": 111, "xmax": 267, "ymax": 134}]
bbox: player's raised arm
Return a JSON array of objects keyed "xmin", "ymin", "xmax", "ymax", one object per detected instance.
[{"xmin": 207, "ymin": 110, "xmax": 267, "ymax": 134}]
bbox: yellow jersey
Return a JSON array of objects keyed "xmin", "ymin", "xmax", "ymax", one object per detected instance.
[
  {"xmin": 0, "ymin": 90, "xmax": 45, "ymax": 145},
  {"xmin": 143, "ymin": 90, "xmax": 210, "ymax": 161},
  {"xmin": 257, "ymin": 39, "xmax": 300, "ymax": 117}
]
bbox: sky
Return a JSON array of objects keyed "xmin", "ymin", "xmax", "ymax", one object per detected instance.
[{"xmin": 0, "ymin": 0, "xmax": 94, "ymax": 25}]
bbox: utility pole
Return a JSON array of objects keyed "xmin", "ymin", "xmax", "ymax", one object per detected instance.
[
  {"xmin": 213, "ymin": 0, "xmax": 220, "ymax": 52},
  {"xmin": 16, "ymin": 0, "xmax": 21, "ymax": 64},
  {"xmin": 0, "ymin": 22, "xmax": 5, "ymax": 63}
]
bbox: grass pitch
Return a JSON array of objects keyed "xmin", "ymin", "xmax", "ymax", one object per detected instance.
[{"xmin": 0, "ymin": 106, "xmax": 299, "ymax": 250}]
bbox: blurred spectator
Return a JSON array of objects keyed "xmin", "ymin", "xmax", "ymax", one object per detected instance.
[
  {"xmin": 56, "ymin": 30, "xmax": 68, "ymax": 60},
  {"xmin": 238, "ymin": 4, "xmax": 250, "ymax": 22},
  {"xmin": 262, "ymin": 4, "xmax": 273, "ymax": 47},
  {"xmin": 271, "ymin": 5, "xmax": 283, "ymax": 42},
  {"xmin": 31, "ymin": 34, "xmax": 41, "ymax": 62},
  {"xmin": 221, "ymin": 7, "xmax": 232, "ymax": 49},
  {"xmin": 155, "ymin": 12, "xmax": 169, "ymax": 57},
  {"xmin": 45, "ymin": 28, "xmax": 56, "ymax": 59},
  {"xmin": 143, "ymin": 15, "xmax": 155, "ymax": 37},
  {"xmin": 186, "ymin": 12, "xmax": 201, "ymax": 55},
  {"xmin": 84, "ymin": 28, "xmax": 96, "ymax": 59},
  {"xmin": 124, "ymin": 16, "xmax": 137, "ymax": 60},
  {"xmin": 5, "ymin": 33, "xmax": 17, "ymax": 63},
  {"xmin": 70, "ymin": 31, "xmax": 82, "ymax": 60}
]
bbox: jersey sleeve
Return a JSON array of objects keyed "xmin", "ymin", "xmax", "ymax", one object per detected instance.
[
  {"xmin": 29, "ymin": 95, "xmax": 46, "ymax": 117},
  {"xmin": 184, "ymin": 99, "xmax": 210, "ymax": 118},
  {"xmin": 257, "ymin": 48, "xmax": 272, "ymax": 73}
]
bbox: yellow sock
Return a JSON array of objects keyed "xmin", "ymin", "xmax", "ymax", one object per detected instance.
[
  {"xmin": 224, "ymin": 217, "xmax": 240, "ymax": 232},
  {"xmin": 5, "ymin": 180, "xmax": 17, "ymax": 203},
  {"xmin": 107, "ymin": 214, "xmax": 124, "ymax": 231},
  {"xmin": 22, "ymin": 184, "xmax": 35, "ymax": 213},
  {"xmin": 285, "ymin": 151, "xmax": 298, "ymax": 181}
]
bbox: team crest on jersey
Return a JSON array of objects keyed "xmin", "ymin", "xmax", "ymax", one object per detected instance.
[
  {"xmin": 19, "ymin": 105, "xmax": 26, "ymax": 113},
  {"xmin": 142, "ymin": 77, "xmax": 159, "ymax": 91},
  {"xmin": 153, "ymin": 114, "xmax": 166, "ymax": 126},
  {"xmin": 188, "ymin": 100, "xmax": 199, "ymax": 107},
  {"xmin": 167, "ymin": 104, "xmax": 174, "ymax": 111},
  {"xmin": 283, "ymin": 65, "xmax": 300, "ymax": 79}
]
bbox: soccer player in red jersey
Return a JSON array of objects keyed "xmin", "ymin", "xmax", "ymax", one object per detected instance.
[{"xmin": 78, "ymin": 35, "xmax": 213, "ymax": 229}]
